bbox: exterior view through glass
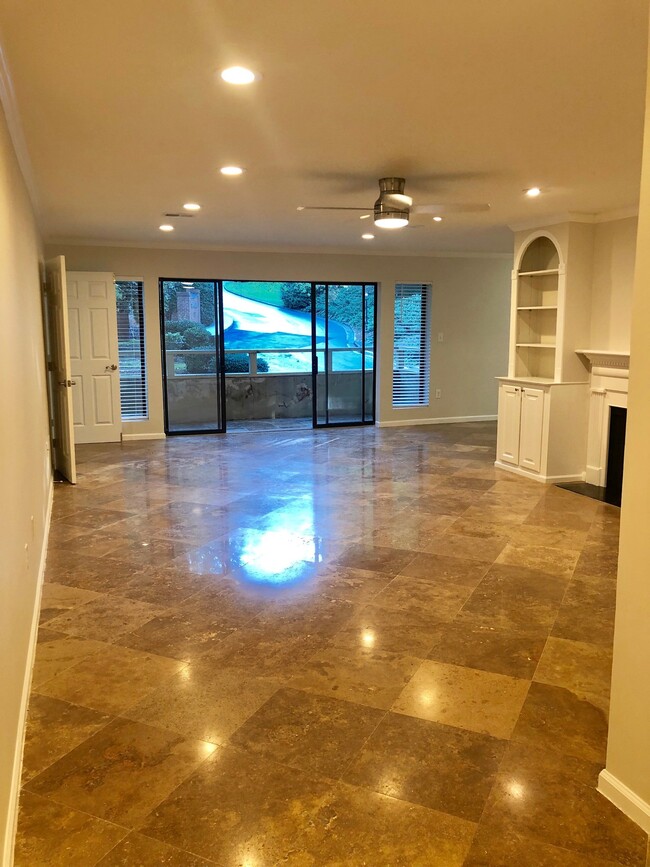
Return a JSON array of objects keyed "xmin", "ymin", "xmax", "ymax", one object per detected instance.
[{"xmin": 159, "ymin": 280, "xmax": 376, "ymax": 433}]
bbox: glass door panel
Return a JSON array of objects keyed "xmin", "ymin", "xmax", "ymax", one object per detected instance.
[
  {"xmin": 160, "ymin": 279, "xmax": 226, "ymax": 433},
  {"xmin": 312, "ymin": 282, "xmax": 377, "ymax": 427}
]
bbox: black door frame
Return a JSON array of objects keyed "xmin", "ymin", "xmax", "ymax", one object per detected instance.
[
  {"xmin": 310, "ymin": 282, "xmax": 378, "ymax": 428},
  {"xmin": 159, "ymin": 278, "xmax": 377, "ymax": 434},
  {"xmin": 159, "ymin": 278, "xmax": 227, "ymax": 436}
]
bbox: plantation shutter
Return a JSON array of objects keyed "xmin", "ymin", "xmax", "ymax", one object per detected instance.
[
  {"xmin": 392, "ymin": 283, "xmax": 431, "ymax": 407},
  {"xmin": 115, "ymin": 280, "xmax": 148, "ymax": 420}
]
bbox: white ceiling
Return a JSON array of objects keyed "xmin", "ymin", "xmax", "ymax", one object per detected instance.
[{"xmin": 0, "ymin": 0, "xmax": 647, "ymax": 254}]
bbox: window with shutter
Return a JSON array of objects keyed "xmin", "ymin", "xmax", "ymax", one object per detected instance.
[
  {"xmin": 392, "ymin": 283, "xmax": 431, "ymax": 408},
  {"xmin": 115, "ymin": 280, "xmax": 148, "ymax": 420}
]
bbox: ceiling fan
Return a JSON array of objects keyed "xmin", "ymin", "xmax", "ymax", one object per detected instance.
[{"xmin": 297, "ymin": 177, "xmax": 490, "ymax": 228}]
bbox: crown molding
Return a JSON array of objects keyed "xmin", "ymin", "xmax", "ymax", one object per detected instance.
[
  {"xmin": 509, "ymin": 206, "xmax": 638, "ymax": 233},
  {"xmin": 45, "ymin": 237, "xmax": 514, "ymax": 260},
  {"xmin": 0, "ymin": 33, "xmax": 42, "ymax": 225}
]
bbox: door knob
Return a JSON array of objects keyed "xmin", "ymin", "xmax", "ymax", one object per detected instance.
[
  {"xmin": 58, "ymin": 379, "xmax": 77, "ymax": 387},
  {"xmin": 106, "ymin": 363, "xmax": 118, "ymax": 371}
]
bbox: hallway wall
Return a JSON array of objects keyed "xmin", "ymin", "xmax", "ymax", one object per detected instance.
[
  {"xmin": 48, "ymin": 244, "xmax": 512, "ymax": 435},
  {"xmin": 0, "ymin": 102, "xmax": 51, "ymax": 861}
]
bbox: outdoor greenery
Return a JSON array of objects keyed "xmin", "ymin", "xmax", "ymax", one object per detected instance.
[
  {"xmin": 162, "ymin": 281, "xmax": 215, "ymax": 327},
  {"xmin": 281, "ymin": 282, "xmax": 370, "ymax": 343},
  {"xmin": 225, "ymin": 281, "xmax": 284, "ymax": 306}
]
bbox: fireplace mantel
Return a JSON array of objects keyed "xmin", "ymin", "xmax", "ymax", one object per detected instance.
[{"xmin": 576, "ymin": 350, "xmax": 630, "ymax": 370}]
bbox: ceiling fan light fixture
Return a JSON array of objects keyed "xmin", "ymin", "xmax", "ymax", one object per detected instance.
[{"xmin": 374, "ymin": 198, "xmax": 409, "ymax": 228}]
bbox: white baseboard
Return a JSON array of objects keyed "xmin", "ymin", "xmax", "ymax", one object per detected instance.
[
  {"xmin": 598, "ymin": 769, "xmax": 650, "ymax": 834},
  {"xmin": 378, "ymin": 414, "xmax": 497, "ymax": 428},
  {"xmin": 585, "ymin": 465, "xmax": 604, "ymax": 486},
  {"xmin": 494, "ymin": 460, "xmax": 585, "ymax": 485},
  {"xmin": 3, "ymin": 478, "xmax": 54, "ymax": 867},
  {"xmin": 121, "ymin": 432, "xmax": 166, "ymax": 441}
]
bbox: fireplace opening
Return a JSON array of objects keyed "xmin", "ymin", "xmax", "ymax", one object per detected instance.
[
  {"xmin": 605, "ymin": 406, "xmax": 627, "ymax": 507},
  {"xmin": 555, "ymin": 405, "xmax": 627, "ymax": 506}
]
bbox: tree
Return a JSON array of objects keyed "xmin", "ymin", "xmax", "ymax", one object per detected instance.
[{"xmin": 281, "ymin": 282, "xmax": 311, "ymax": 310}]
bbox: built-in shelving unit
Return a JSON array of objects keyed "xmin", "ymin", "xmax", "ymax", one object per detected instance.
[
  {"xmin": 497, "ymin": 225, "xmax": 593, "ymax": 483},
  {"xmin": 514, "ymin": 237, "xmax": 560, "ymax": 379}
]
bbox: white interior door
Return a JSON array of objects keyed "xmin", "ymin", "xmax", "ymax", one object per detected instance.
[
  {"xmin": 44, "ymin": 256, "xmax": 77, "ymax": 483},
  {"xmin": 66, "ymin": 271, "xmax": 121, "ymax": 444}
]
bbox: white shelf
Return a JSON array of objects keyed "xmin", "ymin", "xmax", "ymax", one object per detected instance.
[
  {"xmin": 516, "ymin": 343, "xmax": 556, "ymax": 349},
  {"xmin": 518, "ymin": 268, "xmax": 560, "ymax": 277},
  {"xmin": 517, "ymin": 305, "xmax": 558, "ymax": 311}
]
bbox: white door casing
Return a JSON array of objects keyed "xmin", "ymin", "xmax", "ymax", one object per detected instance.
[
  {"xmin": 519, "ymin": 387, "xmax": 545, "ymax": 473},
  {"xmin": 66, "ymin": 272, "xmax": 121, "ymax": 444},
  {"xmin": 497, "ymin": 384, "xmax": 522, "ymax": 466},
  {"xmin": 44, "ymin": 256, "xmax": 77, "ymax": 483}
]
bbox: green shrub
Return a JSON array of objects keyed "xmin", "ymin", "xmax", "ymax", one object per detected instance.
[
  {"xmin": 224, "ymin": 354, "xmax": 269, "ymax": 373},
  {"xmin": 185, "ymin": 346, "xmax": 215, "ymax": 374}
]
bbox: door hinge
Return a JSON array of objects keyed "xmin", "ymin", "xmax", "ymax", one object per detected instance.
[
  {"xmin": 52, "ymin": 438, "xmax": 57, "ymax": 447},
  {"xmin": 47, "ymin": 361, "xmax": 54, "ymax": 372}
]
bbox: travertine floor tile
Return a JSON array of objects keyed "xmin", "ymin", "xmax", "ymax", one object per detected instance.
[
  {"xmin": 35, "ymin": 644, "xmax": 185, "ymax": 714},
  {"xmin": 428, "ymin": 620, "xmax": 546, "ymax": 679},
  {"xmin": 288, "ymin": 645, "xmax": 422, "ymax": 710},
  {"xmin": 393, "ymin": 659, "xmax": 530, "ymax": 739},
  {"xmin": 22, "ymin": 695, "xmax": 111, "ymax": 782},
  {"xmin": 15, "ymin": 791, "xmax": 126, "ymax": 867},
  {"xmin": 45, "ymin": 595, "xmax": 163, "ymax": 642},
  {"xmin": 230, "ymin": 687, "xmax": 385, "ymax": 778},
  {"xmin": 123, "ymin": 666, "xmax": 283, "ymax": 745},
  {"xmin": 25, "ymin": 718, "xmax": 216, "ymax": 827},
  {"xmin": 342, "ymin": 711, "xmax": 505, "ymax": 821},
  {"xmin": 293, "ymin": 781, "xmax": 476, "ymax": 866},
  {"xmin": 511, "ymin": 681, "xmax": 608, "ymax": 763},
  {"xmin": 481, "ymin": 742, "xmax": 647, "ymax": 866},
  {"xmin": 16, "ymin": 425, "xmax": 644, "ymax": 865},
  {"xmin": 95, "ymin": 832, "xmax": 215, "ymax": 865},
  {"xmin": 534, "ymin": 637, "xmax": 613, "ymax": 713},
  {"xmin": 139, "ymin": 747, "xmax": 332, "ymax": 864}
]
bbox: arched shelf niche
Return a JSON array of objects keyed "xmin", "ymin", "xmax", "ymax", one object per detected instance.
[{"xmin": 513, "ymin": 233, "xmax": 562, "ymax": 380}]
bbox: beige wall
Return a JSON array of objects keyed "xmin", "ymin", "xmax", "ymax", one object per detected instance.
[
  {"xmin": 0, "ymin": 104, "xmax": 51, "ymax": 858},
  {"xmin": 601, "ymin": 63, "xmax": 650, "ymax": 829},
  {"xmin": 590, "ymin": 216, "xmax": 638, "ymax": 351},
  {"xmin": 47, "ymin": 244, "xmax": 512, "ymax": 434}
]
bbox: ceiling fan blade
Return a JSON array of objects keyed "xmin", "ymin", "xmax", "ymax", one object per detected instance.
[
  {"xmin": 414, "ymin": 203, "xmax": 491, "ymax": 214},
  {"xmin": 298, "ymin": 206, "xmax": 371, "ymax": 212}
]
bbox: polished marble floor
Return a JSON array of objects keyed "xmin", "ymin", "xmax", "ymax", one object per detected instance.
[{"xmin": 15, "ymin": 422, "xmax": 648, "ymax": 866}]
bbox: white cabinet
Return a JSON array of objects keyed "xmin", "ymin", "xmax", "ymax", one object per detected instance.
[
  {"xmin": 497, "ymin": 384, "xmax": 522, "ymax": 465},
  {"xmin": 497, "ymin": 384, "xmax": 544, "ymax": 472},
  {"xmin": 519, "ymin": 387, "xmax": 544, "ymax": 473},
  {"xmin": 496, "ymin": 379, "xmax": 589, "ymax": 482}
]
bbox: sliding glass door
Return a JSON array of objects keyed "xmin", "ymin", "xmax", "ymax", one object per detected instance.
[
  {"xmin": 311, "ymin": 283, "xmax": 377, "ymax": 426},
  {"xmin": 160, "ymin": 279, "xmax": 226, "ymax": 434}
]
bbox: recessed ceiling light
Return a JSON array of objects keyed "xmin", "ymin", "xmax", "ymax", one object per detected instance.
[
  {"xmin": 362, "ymin": 233, "xmax": 375, "ymax": 240},
  {"xmin": 183, "ymin": 202, "xmax": 201, "ymax": 211},
  {"xmin": 525, "ymin": 187, "xmax": 541, "ymax": 197},
  {"xmin": 433, "ymin": 216, "xmax": 443, "ymax": 222},
  {"xmin": 220, "ymin": 66, "xmax": 256, "ymax": 85},
  {"xmin": 159, "ymin": 224, "xmax": 174, "ymax": 232},
  {"xmin": 220, "ymin": 165, "xmax": 245, "ymax": 176},
  {"xmin": 296, "ymin": 206, "xmax": 305, "ymax": 211},
  {"xmin": 360, "ymin": 214, "xmax": 371, "ymax": 220}
]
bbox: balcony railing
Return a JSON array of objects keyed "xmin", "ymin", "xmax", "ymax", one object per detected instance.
[{"xmin": 165, "ymin": 347, "xmax": 372, "ymax": 377}]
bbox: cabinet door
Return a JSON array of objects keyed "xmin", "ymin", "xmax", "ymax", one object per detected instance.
[
  {"xmin": 519, "ymin": 387, "xmax": 545, "ymax": 473},
  {"xmin": 498, "ymin": 385, "xmax": 522, "ymax": 465}
]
